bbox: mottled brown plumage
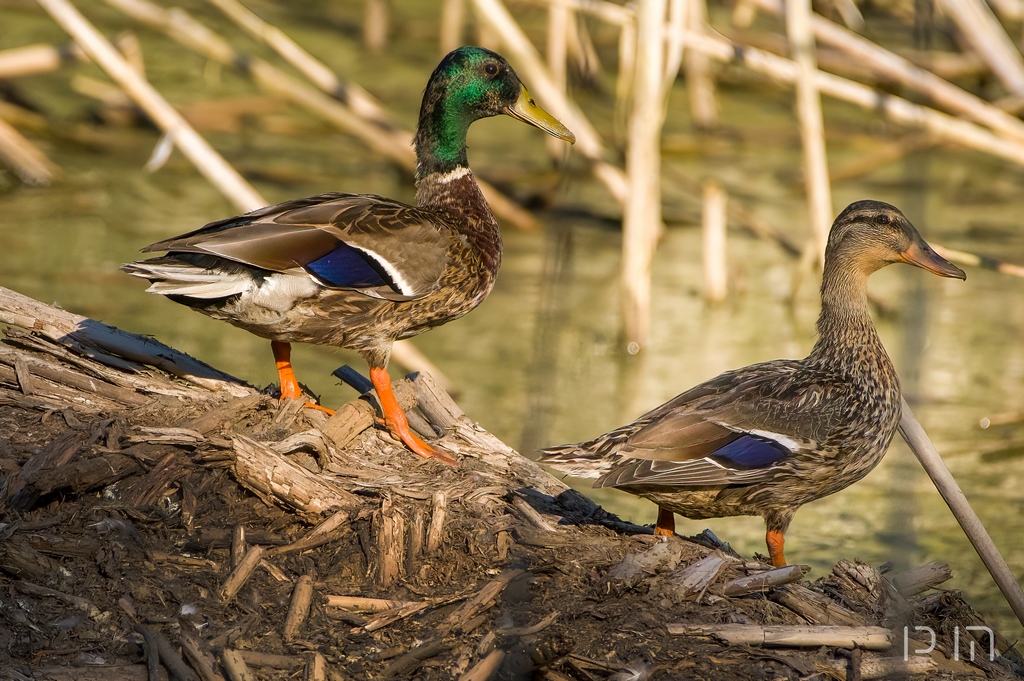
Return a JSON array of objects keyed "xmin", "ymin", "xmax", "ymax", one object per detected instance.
[
  {"xmin": 123, "ymin": 47, "xmax": 574, "ymax": 463},
  {"xmin": 541, "ymin": 200, "xmax": 966, "ymax": 565}
]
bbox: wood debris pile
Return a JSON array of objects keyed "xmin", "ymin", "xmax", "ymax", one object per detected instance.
[{"xmin": 0, "ymin": 285, "xmax": 1021, "ymax": 680}]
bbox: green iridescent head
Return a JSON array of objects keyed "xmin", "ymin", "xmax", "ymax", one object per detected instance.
[{"xmin": 414, "ymin": 46, "xmax": 574, "ymax": 178}]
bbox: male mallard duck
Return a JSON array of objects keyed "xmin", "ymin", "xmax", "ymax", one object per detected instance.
[
  {"xmin": 541, "ymin": 201, "xmax": 965, "ymax": 566},
  {"xmin": 124, "ymin": 47, "xmax": 574, "ymax": 465}
]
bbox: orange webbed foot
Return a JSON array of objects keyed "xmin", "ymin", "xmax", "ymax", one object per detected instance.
[{"xmin": 370, "ymin": 366, "xmax": 456, "ymax": 467}]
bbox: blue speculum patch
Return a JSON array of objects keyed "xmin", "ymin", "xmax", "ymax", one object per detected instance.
[
  {"xmin": 710, "ymin": 434, "xmax": 790, "ymax": 469},
  {"xmin": 305, "ymin": 242, "xmax": 390, "ymax": 289}
]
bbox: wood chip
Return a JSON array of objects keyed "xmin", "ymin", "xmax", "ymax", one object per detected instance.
[{"xmin": 669, "ymin": 624, "xmax": 892, "ymax": 650}]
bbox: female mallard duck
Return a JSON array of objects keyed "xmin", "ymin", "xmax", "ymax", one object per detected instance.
[
  {"xmin": 541, "ymin": 201, "xmax": 965, "ymax": 566},
  {"xmin": 124, "ymin": 47, "xmax": 574, "ymax": 465}
]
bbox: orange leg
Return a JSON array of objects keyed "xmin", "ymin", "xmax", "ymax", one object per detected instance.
[
  {"xmin": 369, "ymin": 366, "xmax": 456, "ymax": 466},
  {"xmin": 271, "ymin": 341, "xmax": 335, "ymax": 415},
  {"xmin": 272, "ymin": 341, "xmax": 302, "ymax": 399},
  {"xmin": 766, "ymin": 528, "xmax": 787, "ymax": 567},
  {"xmin": 654, "ymin": 507, "xmax": 675, "ymax": 537}
]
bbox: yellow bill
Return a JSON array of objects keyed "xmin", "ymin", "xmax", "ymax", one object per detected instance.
[{"xmin": 505, "ymin": 85, "xmax": 576, "ymax": 144}]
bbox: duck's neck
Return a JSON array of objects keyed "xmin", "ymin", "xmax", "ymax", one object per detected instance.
[
  {"xmin": 809, "ymin": 257, "xmax": 886, "ymax": 366},
  {"xmin": 414, "ymin": 89, "xmax": 472, "ymax": 180},
  {"xmin": 412, "ymin": 105, "xmax": 501, "ymax": 270}
]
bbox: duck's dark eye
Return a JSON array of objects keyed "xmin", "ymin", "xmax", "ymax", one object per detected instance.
[
  {"xmin": 876, "ymin": 214, "xmax": 891, "ymax": 225},
  {"xmin": 484, "ymin": 63, "xmax": 498, "ymax": 76}
]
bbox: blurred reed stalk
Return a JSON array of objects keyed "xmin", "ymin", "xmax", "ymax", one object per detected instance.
[
  {"xmin": 546, "ymin": 0, "xmax": 570, "ymax": 159},
  {"xmin": 0, "ymin": 42, "xmax": 84, "ymax": 79},
  {"xmin": 701, "ymin": 179, "xmax": 728, "ymax": 303},
  {"xmin": 621, "ymin": 0, "xmax": 667, "ymax": 350},
  {"xmin": 900, "ymin": 398, "xmax": 1024, "ymax": 630},
  {"xmin": 682, "ymin": 30, "xmax": 1024, "ymax": 166},
  {"xmin": 364, "ymin": 0, "xmax": 390, "ymax": 53},
  {"xmin": 36, "ymin": 0, "xmax": 264, "ymax": 211},
  {"xmin": 439, "ymin": 0, "xmax": 466, "ymax": 55},
  {"xmin": 205, "ymin": 0, "xmax": 383, "ymax": 118},
  {"xmin": 937, "ymin": 0, "xmax": 1024, "ymax": 95},
  {"xmin": 752, "ymin": 0, "xmax": 1024, "ymax": 143},
  {"xmin": 786, "ymin": 0, "xmax": 833, "ymax": 265},
  {"xmin": 685, "ymin": 0, "xmax": 719, "ymax": 129},
  {"xmin": 0, "ymin": 117, "xmax": 59, "ymax": 185}
]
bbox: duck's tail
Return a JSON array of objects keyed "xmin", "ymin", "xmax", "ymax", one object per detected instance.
[
  {"xmin": 122, "ymin": 256, "xmax": 253, "ymax": 299},
  {"xmin": 538, "ymin": 442, "xmax": 618, "ymax": 480}
]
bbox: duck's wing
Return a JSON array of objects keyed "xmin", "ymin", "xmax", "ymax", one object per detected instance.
[
  {"xmin": 141, "ymin": 193, "xmax": 451, "ymax": 301},
  {"xmin": 594, "ymin": 362, "xmax": 833, "ymax": 490}
]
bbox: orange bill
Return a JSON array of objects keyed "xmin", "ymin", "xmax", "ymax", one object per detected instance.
[{"xmin": 898, "ymin": 241, "xmax": 967, "ymax": 280}]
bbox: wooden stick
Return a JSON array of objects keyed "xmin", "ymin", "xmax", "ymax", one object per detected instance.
[
  {"xmin": 470, "ymin": 0, "xmax": 629, "ymax": 203},
  {"xmin": 16, "ymin": 580, "xmax": 100, "ymax": 618},
  {"xmin": 702, "ymin": 179, "xmax": 728, "ymax": 302},
  {"xmin": 135, "ymin": 624, "xmax": 160, "ymax": 681},
  {"xmin": 721, "ymin": 565, "xmax": 810, "ymax": 596},
  {"xmin": 458, "ymin": 649, "xmax": 505, "ymax": 681},
  {"xmin": 512, "ymin": 495, "xmax": 559, "ymax": 532},
  {"xmin": 753, "ymin": 0, "xmax": 1024, "ymax": 143},
  {"xmin": 407, "ymin": 506, "xmax": 425, "ymax": 573},
  {"xmin": 383, "ymin": 638, "xmax": 449, "ymax": 679},
  {"xmin": 179, "ymin": 625, "xmax": 226, "ymax": 681},
  {"xmin": 820, "ymin": 655, "xmax": 937, "ymax": 680},
  {"xmin": 325, "ymin": 595, "xmax": 417, "ymax": 611},
  {"xmin": 306, "ymin": 653, "xmax": 327, "ymax": 681},
  {"xmin": 786, "ymin": 0, "xmax": 832, "ymax": 261},
  {"xmin": 426, "ymin": 490, "xmax": 447, "ymax": 554},
  {"xmin": 772, "ymin": 583, "xmax": 866, "ymax": 625},
  {"xmin": 232, "ymin": 435, "xmax": 361, "ymax": 517},
  {"xmin": 899, "ymin": 397, "xmax": 1024, "ymax": 628},
  {"xmin": 889, "ymin": 561, "xmax": 953, "ymax": 597},
  {"xmin": 682, "ymin": 31, "xmax": 1024, "ymax": 168},
  {"xmin": 37, "ymin": 0, "xmax": 263, "ymax": 212},
  {"xmin": 442, "ymin": 569, "xmax": 525, "ymax": 634},
  {"xmin": 218, "ymin": 545, "xmax": 264, "ymax": 601},
  {"xmin": 670, "ymin": 624, "xmax": 892, "ymax": 649},
  {"xmin": 282, "ymin": 574, "xmax": 314, "ymax": 641},
  {"xmin": 230, "ymin": 525, "xmax": 246, "ymax": 569},
  {"xmin": 151, "ymin": 628, "xmax": 200, "ymax": 681},
  {"xmin": 374, "ymin": 503, "xmax": 405, "ymax": 588},
  {"xmin": 361, "ymin": 600, "xmax": 433, "ymax": 632},
  {"xmin": 221, "ymin": 649, "xmax": 256, "ymax": 681},
  {"xmin": 936, "ymin": 0, "xmax": 1024, "ymax": 95}
]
